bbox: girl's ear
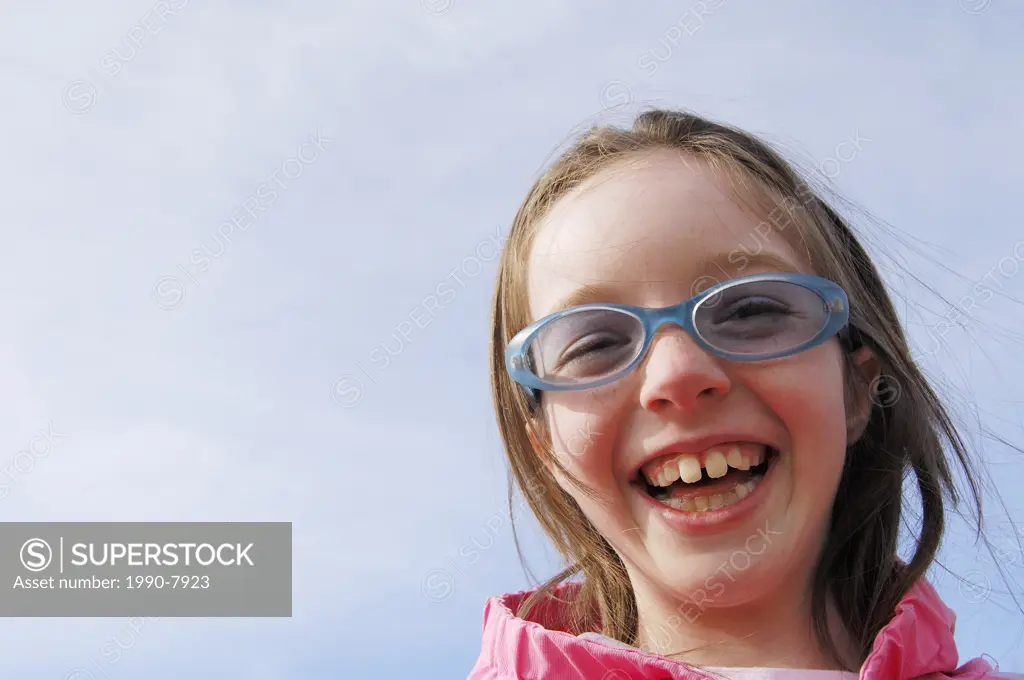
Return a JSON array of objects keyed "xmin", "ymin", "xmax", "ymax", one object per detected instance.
[{"xmin": 847, "ymin": 345, "xmax": 882, "ymax": 444}]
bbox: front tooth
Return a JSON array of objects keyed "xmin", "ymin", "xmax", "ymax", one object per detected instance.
[
  {"xmin": 704, "ymin": 450, "xmax": 728, "ymax": 479},
  {"xmin": 693, "ymin": 496, "xmax": 710, "ymax": 512},
  {"xmin": 726, "ymin": 445, "xmax": 749, "ymax": 471},
  {"xmin": 678, "ymin": 456, "xmax": 702, "ymax": 483}
]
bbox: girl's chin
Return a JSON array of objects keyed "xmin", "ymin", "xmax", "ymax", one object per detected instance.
[{"xmin": 641, "ymin": 548, "xmax": 790, "ymax": 614}]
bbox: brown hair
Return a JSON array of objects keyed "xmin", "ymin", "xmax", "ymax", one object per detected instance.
[{"xmin": 487, "ymin": 108, "xmax": 989, "ymax": 667}]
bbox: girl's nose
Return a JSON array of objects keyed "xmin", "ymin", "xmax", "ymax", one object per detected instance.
[{"xmin": 638, "ymin": 326, "xmax": 731, "ymax": 412}]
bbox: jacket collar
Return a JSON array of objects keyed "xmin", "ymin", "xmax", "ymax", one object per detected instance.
[{"xmin": 470, "ymin": 577, "xmax": 995, "ymax": 679}]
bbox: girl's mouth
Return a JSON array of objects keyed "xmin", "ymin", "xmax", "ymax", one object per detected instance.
[{"xmin": 632, "ymin": 443, "xmax": 779, "ymax": 513}]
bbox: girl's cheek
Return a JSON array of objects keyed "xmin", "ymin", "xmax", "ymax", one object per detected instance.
[
  {"xmin": 761, "ymin": 359, "xmax": 849, "ymax": 471},
  {"xmin": 763, "ymin": 346, "xmax": 847, "ymax": 413},
  {"xmin": 546, "ymin": 393, "xmax": 620, "ymax": 463},
  {"xmin": 545, "ymin": 410, "xmax": 619, "ymax": 481},
  {"xmin": 549, "ymin": 417, "xmax": 609, "ymax": 466}
]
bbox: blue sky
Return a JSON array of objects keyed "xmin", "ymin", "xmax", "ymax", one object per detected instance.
[{"xmin": 1, "ymin": 1, "xmax": 1022, "ymax": 677}]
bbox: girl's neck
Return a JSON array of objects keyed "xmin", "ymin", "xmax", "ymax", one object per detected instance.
[{"xmin": 632, "ymin": 581, "xmax": 858, "ymax": 671}]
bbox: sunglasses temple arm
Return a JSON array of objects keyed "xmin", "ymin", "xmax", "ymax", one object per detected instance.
[
  {"xmin": 839, "ymin": 324, "xmax": 862, "ymax": 351},
  {"xmin": 522, "ymin": 385, "xmax": 541, "ymax": 412}
]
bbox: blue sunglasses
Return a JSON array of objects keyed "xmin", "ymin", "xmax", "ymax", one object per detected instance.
[{"xmin": 505, "ymin": 272, "xmax": 850, "ymax": 408}]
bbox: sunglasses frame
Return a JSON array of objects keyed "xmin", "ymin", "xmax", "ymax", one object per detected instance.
[{"xmin": 505, "ymin": 272, "xmax": 850, "ymax": 408}]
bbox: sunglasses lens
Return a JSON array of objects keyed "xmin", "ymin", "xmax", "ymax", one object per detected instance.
[
  {"xmin": 526, "ymin": 308, "xmax": 644, "ymax": 386},
  {"xmin": 693, "ymin": 279, "xmax": 830, "ymax": 356}
]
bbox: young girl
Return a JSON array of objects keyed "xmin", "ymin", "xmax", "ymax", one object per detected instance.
[{"xmin": 469, "ymin": 109, "xmax": 1022, "ymax": 679}]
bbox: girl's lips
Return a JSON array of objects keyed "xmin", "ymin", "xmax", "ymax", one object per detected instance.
[{"xmin": 633, "ymin": 451, "xmax": 780, "ymax": 535}]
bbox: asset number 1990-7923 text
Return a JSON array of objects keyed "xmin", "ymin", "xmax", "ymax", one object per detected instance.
[{"xmin": 126, "ymin": 575, "xmax": 210, "ymax": 589}]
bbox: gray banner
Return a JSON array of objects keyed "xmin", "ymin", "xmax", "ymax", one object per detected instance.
[{"xmin": 1, "ymin": 522, "xmax": 291, "ymax": 616}]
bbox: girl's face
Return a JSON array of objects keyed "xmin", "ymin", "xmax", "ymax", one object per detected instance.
[{"xmin": 526, "ymin": 150, "xmax": 864, "ymax": 621}]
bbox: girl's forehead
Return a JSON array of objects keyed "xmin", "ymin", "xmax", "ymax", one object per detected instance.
[{"xmin": 526, "ymin": 152, "xmax": 807, "ymax": 317}]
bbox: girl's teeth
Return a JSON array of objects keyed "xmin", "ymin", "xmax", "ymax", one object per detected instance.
[
  {"xmin": 663, "ymin": 496, "xmax": 695, "ymax": 512},
  {"xmin": 659, "ymin": 478, "xmax": 760, "ymax": 513},
  {"xmin": 678, "ymin": 457, "xmax": 702, "ymax": 483},
  {"xmin": 642, "ymin": 443, "xmax": 769, "ymax": 487},
  {"xmin": 726, "ymin": 446, "xmax": 749, "ymax": 471},
  {"xmin": 704, "ymin": 451, "xmax": 728, "ymax": 478}
]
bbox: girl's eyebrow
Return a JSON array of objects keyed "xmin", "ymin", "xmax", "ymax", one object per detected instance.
[
  {"xmin": 689, "ymin": 251, "xmax": 803, "ymax": 277},
  {"xmin": 546, "ymin": 252, "xmax": 804, "ymax": 315},
  {"xmin": 548, "ymin": 283, "xmax": 625, "ymax": 315}
]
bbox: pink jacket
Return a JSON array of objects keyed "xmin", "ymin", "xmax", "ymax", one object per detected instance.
[{"xmin": 467, "ymin": 578, "xmax": 1020, "ymax": 679}]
